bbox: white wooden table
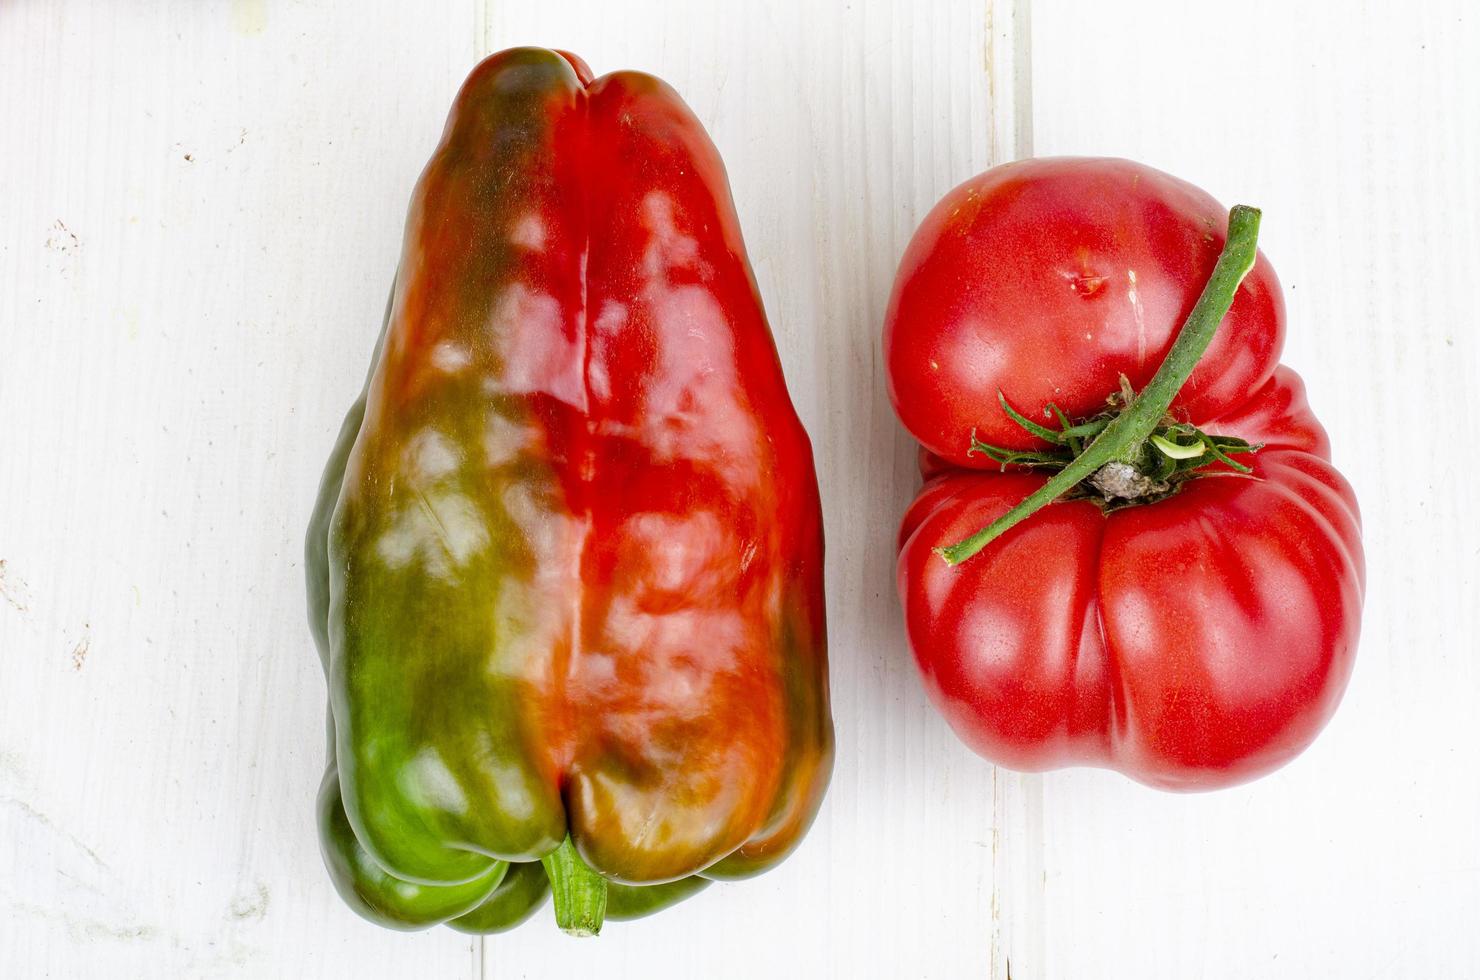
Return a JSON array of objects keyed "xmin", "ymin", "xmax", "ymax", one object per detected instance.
[{"xmin": 3, "ymin": 1, "xmax": 1477, "ymax": 976}]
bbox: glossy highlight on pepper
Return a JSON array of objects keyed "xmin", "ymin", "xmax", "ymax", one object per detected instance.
[{"xmin": 305, "ymin": 47, "xmax": 832, "ymax": 933}]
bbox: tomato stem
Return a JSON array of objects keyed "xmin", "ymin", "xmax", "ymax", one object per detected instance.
[
  {"xmin": 937, "ymin": 205, "xmax": 1263, "ymax": 566},
  {"xmin": 542, "ymin": 835, "xmax": 608, "ymax": 937}
]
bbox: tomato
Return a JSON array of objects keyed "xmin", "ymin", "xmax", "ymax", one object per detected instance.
[
  {"xmin": 885, "ymin": 158, "xmax": 1363, "ymax": 790},
  {"xmin": 886, "ymin": 157, "xmax": 1285, "ymax": 467}
]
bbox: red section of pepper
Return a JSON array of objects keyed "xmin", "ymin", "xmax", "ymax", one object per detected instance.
[{"xmin": 884, "ymin": 158, "xmax": 1363, "ymax": 790}]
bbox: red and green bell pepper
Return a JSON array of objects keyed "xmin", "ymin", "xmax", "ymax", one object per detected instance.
[{"xmin": 306, "ymin": 47, "xmax": 832, "ymax": 935}]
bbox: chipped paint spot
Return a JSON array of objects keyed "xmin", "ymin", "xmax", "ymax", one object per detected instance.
[
  {"xmin": 0, "ymin": 559, "xmax": 32, "ymax": 613},
  {"xmin": 7, "ymin": 901, "xmax": 157, "ymax": 943},
  {"xmin": 70, "ymin": 625, "xmax": 91, "ymax": 671},
  {"xmin": 45, "ymin": 220, "xmax": 79, "ymax": 254},
  {"xmin": 228, "ymin": 883, "xmax": 270, "ymax": 921},
  {"xmin": 0, "ymin": 750, "xmax": 27, "ymax": 781}
]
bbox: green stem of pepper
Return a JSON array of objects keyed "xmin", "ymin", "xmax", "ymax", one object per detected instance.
[
  {"xmin": 936, "ymin": 205, "xmax": 1263, "ymax": 566},
  {"xmin": 542, "ymin": 835, "xmax": 608, "ymax": 937}
]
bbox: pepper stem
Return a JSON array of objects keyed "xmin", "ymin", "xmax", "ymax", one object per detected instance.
[
  {"xmin": 936, "ymin": 205, "xmax": 1263, "ymax": 566},
  {"xmin": 541, "ymin": 835, "xmax": 608, "ymax": 937}
]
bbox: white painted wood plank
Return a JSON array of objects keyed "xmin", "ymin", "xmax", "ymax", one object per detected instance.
[
  {"xmin": 0, "ymin": 1, "xmax": 1012, "ymax": 977},
  {"xmin": 0, "ymin": 2, "xmax": 486, "ymax": 976},
  {"xmin": 998, "ymin": 2, "xmax": 1480, "ymax": 977}
]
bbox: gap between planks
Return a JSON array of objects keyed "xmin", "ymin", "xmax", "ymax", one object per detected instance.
[{"xmin": 985, "ymin": 2, "xmax": 1045, "ymax": 979}]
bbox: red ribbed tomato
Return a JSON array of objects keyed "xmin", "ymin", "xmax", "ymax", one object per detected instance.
[{"xmin": 885, "ymin": 158, "xmax": 1363, "ymax": 790}]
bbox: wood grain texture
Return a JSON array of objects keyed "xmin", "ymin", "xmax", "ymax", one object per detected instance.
[
  {"xmin": 3, "ymin": 0, "xmax": 1476, "ymax": 977},
  {"xmin": 998, "ymin": 2, "xmax": 1480, "ymax": 977},
  {"xmin": 0, "ymin": 1, "xmax": 483, "ymax": 976},
  {"xmin": 0, "ymin": 1, "xmax": 1004, "ymax": 977}
]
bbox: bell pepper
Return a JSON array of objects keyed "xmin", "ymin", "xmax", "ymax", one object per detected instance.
[
  {"xmin": 305, "ymin": 47, "xmax": 832, "ymax": 935},
  {"xmin": 885, "ymin": 159, "xmax": 1363, "ymax": 790}
]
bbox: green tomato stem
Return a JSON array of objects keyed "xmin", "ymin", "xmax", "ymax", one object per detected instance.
[
  {"xmin": 936, "ymin": 205, "xmax": 1263, "ymax": 566},
  {"xmin": 541, "ymin": 835, "xmax": 608, "ymax": 937}
]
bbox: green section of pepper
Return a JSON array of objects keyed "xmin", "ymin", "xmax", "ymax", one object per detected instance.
[
  {"xmin": 447, "ymin": 863, "xmax": 552, "ymax": 935},
  {"xmin": 318, "ymin": 765, "xmax": 509, "ymax": 927},
  {"xmin": 606, "ymin": 876, "xmax": 712, "ymax": 922},
  {"xmin": 325, "ymin": 49, "xmax": 575, "ymax": 887}
]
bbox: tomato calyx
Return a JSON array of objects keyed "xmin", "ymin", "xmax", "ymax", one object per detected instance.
[
  {"xmin": 967, "ymin": 376, "xmax": 1261, "ymax": 512},
  {"xmin": 936, "ymin": 204, "xmax": 1265, "ymax": 566}
]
